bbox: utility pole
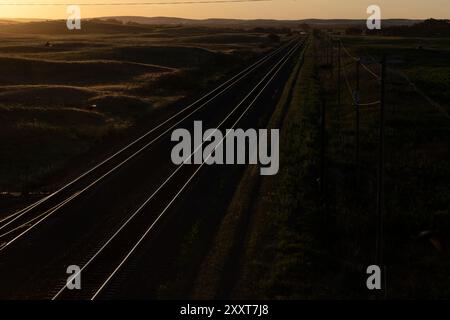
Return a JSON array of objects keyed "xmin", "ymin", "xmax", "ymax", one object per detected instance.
[
  {"xmin": 329, "ymin": 37, "xmax": 332, "ymax": 68},
  {"xmin": 338, "ymin": 41, "xmax": 342, "ymax": 108},
  {"xmin": 355, "ymin": 59, "xmax": 361, "ymax": 187},
  {"xmin": 320, "ymin": 98, "xmax": 326, "ymax": 195},
  {"xmin": 376, "ymin": 55, "xmax": 386, "ymax": 268}
]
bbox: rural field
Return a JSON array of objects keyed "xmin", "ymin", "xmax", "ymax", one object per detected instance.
[
  {"xmin": 182, "ymin": 24, "xmax": 450, "ymax": 300},
  {"xmin": 282, "ymin": 30, "xmax": 450, "ymax": 298},
  {"xmin": 0, "ymin": 13, "xmax": 448, "ymax": 304},
  {"xmin": 0, "ymin": 19, "xmax": 286, "ymax": 199}
]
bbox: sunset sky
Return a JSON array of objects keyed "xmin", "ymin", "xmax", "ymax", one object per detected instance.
[{"xmin": 0, "ymin": 0, "xmax": 449, "ymax": 20}]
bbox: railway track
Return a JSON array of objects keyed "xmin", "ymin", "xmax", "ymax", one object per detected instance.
[
  {"xmin": 0, "ymin": 40, "xmax": 292, "ymax": 250},
  {"xmin": 0, "ymin": 37, "xmax": 306, "ymax": 299}
]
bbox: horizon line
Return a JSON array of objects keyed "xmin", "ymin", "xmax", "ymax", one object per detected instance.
[{"xmin": 1, "ymin": 15, "xmax": 445, "ymax": 21}]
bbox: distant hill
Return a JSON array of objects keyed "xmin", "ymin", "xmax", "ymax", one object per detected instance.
[
  {"xmin": 0, "ymin": 19, "xmax": 152, "ymax": 34},
  {"xmin": 97, "ymin": 16, "xmax": 422, "ymax": 27},
  {"xmin": 0, "ymin": 16, "xmax": 423, "ymax": 34},
  {"xmin": 0, "ymin": 18, "xmax": 45, "ymax": 24}
]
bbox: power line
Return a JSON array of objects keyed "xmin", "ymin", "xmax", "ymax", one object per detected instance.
[
  {"xmin": 342, "ymin": 64, "xmax": 356, "ymax": 104},
  {"xmin": 340, "ymin": 39, "xmax": 381, "ymax": 81},
  {"xmin": 0, "ymin": 0, "xmax": 271, "ymax": 6},
  {"xmin": 359, "ymin": 100, "xmax": 380, "ymax": 106},
  {"xmin": 360, "ymin": 62, "xmax": 381, "ymax": 81},
  {"xmin": 340, "ymin": 40, "xmax": 358, "ymax": 61},
  {"xmin": 341, "ymin": 64, "xmax": 379, "ymax": 107}
]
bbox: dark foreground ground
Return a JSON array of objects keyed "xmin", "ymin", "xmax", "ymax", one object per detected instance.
[
  {"xmin": 0, "ymin": 19, "xmax": 449, "ymax": 299},
  {"xmin": 0, "ymin": 21, "xmax": 305, "ymax": 298}
]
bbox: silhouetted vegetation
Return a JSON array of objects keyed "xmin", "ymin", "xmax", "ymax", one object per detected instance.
[
  {"xmin": 342, "ymin": 19, "xmax": 450, "ymax": 38},
  {"xmin": 383, "ymin": 19, "xmax": 450, "ymax": 37},
  {"xmin": 345, "ymin": 27, "xmax": 363, "ymax": 35}
]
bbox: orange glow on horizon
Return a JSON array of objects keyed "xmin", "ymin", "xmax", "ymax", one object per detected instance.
[{"xmin": 0, "ymin": 0, "xmax": 449, "ymax": 20}]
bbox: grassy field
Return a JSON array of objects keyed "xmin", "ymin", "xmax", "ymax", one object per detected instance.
[
  {"xmin": 191, "ymin": 33, "xmax": 449, "ymax": 299},
  {"xmin": 229, "ymin": 40, "xmax": 331, "ymax": 299},
  {"xmin": 0, "ymin": 20, "xmax": 287, "ymax": 193},
  {"xmin": 340, "ymin": 35, "xmax": 450, "ymax": 105},
  {"xmin": 189, "ymin": 39, "xmax": 325, "ymax": 299},
  {"xmin": 315, "ymin": 33, "xmax": 450, "ymax": 298},
  {"xmin": 2, "ymin": 19, "xmax": 447, "ymax": 298}
]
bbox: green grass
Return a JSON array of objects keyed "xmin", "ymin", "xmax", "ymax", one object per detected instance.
[
  {"xmin": 340, "ymin": 35, "xmax": 450, "ymax": 107},
  {"xmin": 0, "ymin": 25, "xmax": 276, "ymax": 192},
  {"xmin": 229, "ymin": 39, "xmax": 342, "ymax": 299},
  {"xmin": 233, "ymin": 33, "xmax": 449, "ymax": 299},
  {"xmin": 322, "ymin": 33, "xmax": 450, "ymax": 298},
  {"xmin": 405, "ymin": 66, "xmax": 450, "ymax": 103},
  {"xmin": 0, "ymin": 105, "xmax": 130, "ymax": 190}
]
